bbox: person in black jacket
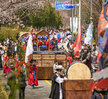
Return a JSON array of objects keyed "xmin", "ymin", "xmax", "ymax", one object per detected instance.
[
  {"xmin": 49, "ymin": 65, "xmax": 66, "ymax": 99},
  {"xmin": 18, "ymin": 71, "xmax": 27, "ymax": 99}
]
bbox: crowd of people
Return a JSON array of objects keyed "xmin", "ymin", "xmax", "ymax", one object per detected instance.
[
  {"xmin": 21, "ymin": 29, "xmax": 75, "ymax": 51},
  {"xmin": 0, "ymin": 37, "xmax": 39, "ymax": 99},
  {"xmin": 0, "ymin": 28, "xmax": 105, "ymax": 99},
  {"xmin": 0, "ymin": 39, "xmax": 18, "ymax": 69}
]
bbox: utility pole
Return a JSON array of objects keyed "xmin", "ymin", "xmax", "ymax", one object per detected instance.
[
  {"xmin": 75, "ymin": 0, "xmax": 77, "ymax": 16},
  {"xmin": 71, "ymin": 0, "xmax": 74, "ymax": 33},
  {"xmin": 90, "ymin": 0, "xmax": 93, "ymax": 47},
  {"xmin": 78, "ymin": 0, "xmax": 81, "ymax": 34}
]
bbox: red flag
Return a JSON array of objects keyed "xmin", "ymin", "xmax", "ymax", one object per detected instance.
[
  {"xmin": 73, "ymin": 32, "xmax": 81, "ymax": 57},
  {"xmin": 57, "ymin": 38, "xmax": 62, "ymax": 43},
  {"xmin": 24, "ymin": 41, "xmax": 26, "ymax": 50},
  {"xmin": 72, "ymin": 36, "xmax": 78, "ymax": 48}
]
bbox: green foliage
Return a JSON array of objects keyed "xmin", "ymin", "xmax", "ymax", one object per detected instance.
[
  {"xmin": 30, "ymin": 10, "xmax": 46, "ymax": 28},
  {"xmin": 43, "ymin": 3, "xmax": 63, "ymax": 29},
  {"xmin": 16, "ymin": 3, "xmax": 63, "ymax": 29},
  {"xmin": 0, "ymin": 26, "xmax": 20, "ymax": 41},
  {"xmin": 85, "ymin": 12, "xmax": 90, "ymax": 24}
]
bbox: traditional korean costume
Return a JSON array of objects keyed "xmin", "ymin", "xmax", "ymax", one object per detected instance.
[
  {"xmin": 28, "ymin": 64, "xmax": 38, "ymax": 86},
  {"xmin": 49, "ymin": 73, "xmax": 64, "ymax": 99}
]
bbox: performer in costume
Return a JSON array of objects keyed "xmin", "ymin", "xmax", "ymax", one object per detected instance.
[
  {"xmin": 81, "ymin": 47, "xmax": 92, "ymax": 71},
  {"xmin": 67, "ymin": 54, "xmax": 73, "ymax": 66},
  {"xmin": 16, "ymin": 60, "xmax": 26, "ymax": 78},
  {"xmin": 3, "ymin": 62, "xmax": 11, "ymax": 75},
  {"xmin": 28, "ymin": 60, "xmax": 38, "ymax": 88},
  {"xmin": 50, "ymin": 42, "xmax": 53, "ymax": 50},
  {"xmin": 46, "ymin": 39, "xmax": 49, "ymax": 50},
  {"xmin": 49, "ymin": 65, "xmax": 67, "ymax": 99}
]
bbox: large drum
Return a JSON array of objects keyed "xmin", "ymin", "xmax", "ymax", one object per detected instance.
[{"xmin": 66, "ymin": 62, "xmax": 91, "ymax": 80}]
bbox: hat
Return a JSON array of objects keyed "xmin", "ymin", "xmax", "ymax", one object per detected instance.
[{"xmin": 55, "ymin": 65, "xmax": 63, "ymax": 71}]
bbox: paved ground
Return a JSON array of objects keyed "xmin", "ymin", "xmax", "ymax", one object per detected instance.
[
  {"xmin": 25, "ymin": 80, "xmax": 51, "ymax": 99},
  {"xmin": 0, "ymin": 70, "xmax": 51, "ymax": 99}
]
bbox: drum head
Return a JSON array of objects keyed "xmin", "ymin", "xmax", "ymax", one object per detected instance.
[{"xmin": 67, "ymin": 63, "xmax": 91, "ymax": 80}]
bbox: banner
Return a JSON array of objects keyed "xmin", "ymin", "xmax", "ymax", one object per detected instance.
[
  {"xmin": 70, "ymin": 17, "xmax": 78, "ymax": 33},
  {"xmin": 84, "ymin": 22, "xmax": 93, "ymax": 45},
  {"xmin": 73, "ymin": 17, "xmax": 78, "ymax": 33}
]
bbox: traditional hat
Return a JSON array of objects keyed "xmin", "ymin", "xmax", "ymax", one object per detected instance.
[{"xmin": 55, "ymin": 65, "xmax": 63, "ymax": 71}]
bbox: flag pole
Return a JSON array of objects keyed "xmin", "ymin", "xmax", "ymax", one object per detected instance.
[{"xmin": 90, "ymin": 0, "xmax": 93, "ymax": 48}]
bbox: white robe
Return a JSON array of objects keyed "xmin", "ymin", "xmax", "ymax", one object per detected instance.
[{"xmin": 55, "ymin": 74, "xmax": 64, "ymax": 99}]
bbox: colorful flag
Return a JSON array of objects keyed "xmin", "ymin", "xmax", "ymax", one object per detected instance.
[
  {"xmin": 98, "ymin": 3, "xmax": 108, "ymax": 37},
  {"xmin": 84, "ymin": 22, "xmax": 93, "ymax": 45},
  {"xmin": 25, "ymin": 34, "xmax": 34, "ymax": 63},
  {"xmin": 97, "ymin": 28, "xmax": 108, "ymax": 62},
  {"xmin": 97, "ymin": 1, "xmax": 108, "ymax": 62},
  {"xmin": 72, "ymin": 31, "xmax": 81, "ymax": 57},
  {"xmin": 24, "ymin": 41, "xmax": 26, "ymax": 50}
]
